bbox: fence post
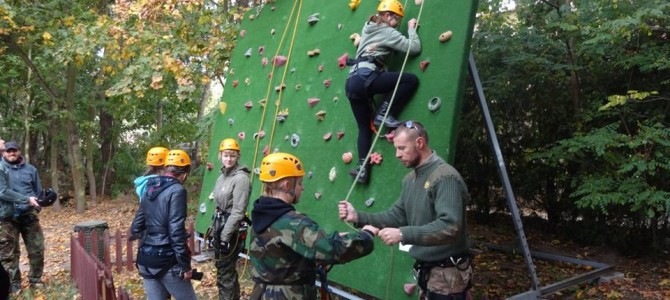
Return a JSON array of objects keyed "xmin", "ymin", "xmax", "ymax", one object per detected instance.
[
  {"xmin": 115, "ymin": 230, "xmax": 122, "ymax": 272},
  {"xmin": 126, "ymin": 229, "xmax": 134, "ymax": 271},
  {"xmin": 103, "ymin": 230, "xmax": 111, "ymax": 268}
]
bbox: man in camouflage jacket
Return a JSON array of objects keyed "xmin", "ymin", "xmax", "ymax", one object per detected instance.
[{"xmin": 249, "ymin": 152, "xmax": 378, "ymax": 300}]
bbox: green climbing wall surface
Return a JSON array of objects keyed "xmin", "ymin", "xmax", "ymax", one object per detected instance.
[{"xmin": 196, "ymin": 0, "xmax": 477, "ymax": 298}]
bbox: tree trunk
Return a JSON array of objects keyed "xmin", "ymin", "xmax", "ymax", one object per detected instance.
[
  {"xmin": 49, "ymin": 102, "xmax": 62, "ymax": 212},
  {"xmin": 98, "ymin": 89, "xmax": 115, "ymax": 197},
  {"xmin": 85, "ymin": 104, "xmax": 98, "ymax": 203},
  {"xmin": 194, "ymin": 83, "xmax": 211, "ymax": 167},
  {"xmin": 64, "ymin": 63, "xmax": 88, "ymax": 213}
]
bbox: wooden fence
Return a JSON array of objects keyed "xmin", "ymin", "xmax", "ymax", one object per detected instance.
[{"xmin": 70, "ymin": 223, "xmax": 200, "ymax": 300}]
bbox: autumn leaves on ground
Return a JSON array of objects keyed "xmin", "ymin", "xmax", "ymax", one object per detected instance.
[{"xmin": 12, "ymin": 197, "xmax": 670, "ymax": 299}]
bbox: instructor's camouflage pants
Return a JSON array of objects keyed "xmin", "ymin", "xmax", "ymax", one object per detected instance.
[
  {"xmin": 0, "ymin": 219, "xmax": 19, "ymax": 288},
  {"xmin": 14, "ymin": 211, "xmax": 45, "ymax": 284}
]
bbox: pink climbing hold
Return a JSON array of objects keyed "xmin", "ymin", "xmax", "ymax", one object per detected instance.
[
  {"xmin": 307, "ymin": 98, "xmax": 320, "ymax": 107},
  {"xmin": 404, "ymin": 283, "xmax": 416, "ymax": 295},
  {"xmin": 338, "ymin": 53, "xmax": 349, "ymax": 70},
  {"xmin": 385, "ymin": 131, "xmax": 395, "ymax": 143},
  {"xmin": 323, "ymin": 132, "xmax": 333, "ymax": 141},
  {"xmin": 342, "ymin": 152, "xmax": 353, "ymax": 164},
  {"xmin": 273, "ymin": 55, "xmax": 288, "ymax": 67},
  {"xmin": 263, "ymin": 144, "xmax": 270, "ymax": 156},
  {"xmin": 258, "ymin": 46, "xmax": 265, "ymax": 55},
  {"xmin": 261, "ymin": 57, "xmax": 268, "ymax": 67},
  {"xmin": 238, "ymin": 132, "xmax": 246, "ymax": 140},
  {"xmin": 318, "ymin": 65, "xmax": 324, "ymax": 72},
  {"xmin": 420, "ymin": 60, "xmax": 430, "ymax": 72},
  {"xmin": 323, "ymin": 79, "xmax": 331, "ymax": 88},
  {"xmin": 240, "ymin": 30, "xmax": 246, "ymax": 38},
  {"xmin": 370, "ymin": 152, "xmax": 383, "ymax": 165},
  {"xmin": 232, "ymin": 80, "xmax": 239, "ymax": 87},
  {"xmin": 244, "ymin": 101, "xmax": 253, "ymax": 110},
  {"xmin": 337, "ymin": 131, "xmax": 345, "ymax": 140}
]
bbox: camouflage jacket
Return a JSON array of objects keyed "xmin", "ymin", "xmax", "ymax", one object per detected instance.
[
  {"xmin": 0, "ymin": 162, "xmax": 30, "ymax": 219},
  {"xmin": 249, "ymin": 196, "xmax": 374, "ymax": 299}
]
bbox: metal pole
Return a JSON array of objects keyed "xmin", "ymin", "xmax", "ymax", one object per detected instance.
[{"xmin": 468, "ymin": 51, "xmax": 540, "ymax": 292}]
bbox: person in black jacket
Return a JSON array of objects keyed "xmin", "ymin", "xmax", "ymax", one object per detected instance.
[{"xmin": 131, "ymin": 149, "xmax": 197, "ymax": 300}]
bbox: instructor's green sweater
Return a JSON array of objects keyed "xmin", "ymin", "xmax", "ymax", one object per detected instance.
[{"xmin": 357, "ymin": 152, "xmax": 469, "ymax": 262}]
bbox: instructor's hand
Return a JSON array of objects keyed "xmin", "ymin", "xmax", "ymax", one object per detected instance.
[
  {"xmin": 338, "ymin": 201, "xmax": 358, "ymax": 222},
  {"xmin": 408, "ymin": 18, "xmax": 418, "ymax": 29}
]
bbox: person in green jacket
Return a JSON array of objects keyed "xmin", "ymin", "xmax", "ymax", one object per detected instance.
[
  {"xmin": 211, "ymin": 138, "xmax": 251, "ymax": 300},
  {"xmin": 249, "ymin": 152, "xmax": 378, "ymax": 300},
  {"xmin": 0, "ymin": 138, "xmax": 40, "ymax": 293},
  {"xmin": 339, "ymin": 121, "xmax": 473, "ymax": 299}
]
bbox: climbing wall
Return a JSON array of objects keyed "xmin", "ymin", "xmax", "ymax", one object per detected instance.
[{"xmin": 196, "ymin": 0, "xmax": 478, "ymax": 298}]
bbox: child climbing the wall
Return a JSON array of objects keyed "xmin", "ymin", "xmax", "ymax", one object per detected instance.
[{"xmin": 345, "ymin": 0, "xmax": 421, "ymax": 184}]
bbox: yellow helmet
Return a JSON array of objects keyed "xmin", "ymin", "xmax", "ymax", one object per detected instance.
[
  {"xmin": 146, "ymin": 147, "xmax": 169, "ymax": 166},
  {"xmin": 377, "ymin": 0, "xmax": 404, "ymax": 17},
  {"xmin": 259, "ymin": 152, "xmax": 305, "ymax": 182},
  {"xmin": 166, "ymin": 150, "xmax": 191, "ymax": 167},
  {"xmin": 219, "ymin": 138, "xmax": 240, "ymax": 151}
]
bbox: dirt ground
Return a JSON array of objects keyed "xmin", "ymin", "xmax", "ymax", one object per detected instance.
[{"xmin": 14, "ymin": 197, "xmax": 670, "ymax": 299}]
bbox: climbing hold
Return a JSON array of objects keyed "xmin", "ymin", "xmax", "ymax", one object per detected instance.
[
  {"xmin": 342, "ymin": 152, "xmax": 353, "ymax": 164},
  {"xmin": 284, "ymin": 135, "xmax": 289, "ymax": 141},
  {"xmin": 338, "ymin": 53, "xmax": 349, "ymax": 69},
  {"xmin": 232, "ymin": 80, "xmax": 239, "ymax": 87},
  {"xmin": 318, "ymin": 65, "xmax": 324, "ymax": 72},
  {"xmin": 261, "ymin": 57, "xmax": 268, "ymax": 67},
  {"xmin": 270, "ymin": 28, "xmax": 276, "ymax": 35},
  {"xmin": 314, "ymin": 192, "xmax": 322, "ymax": 200},
  {"xmin": 244, "ymin": 101, "xmax": 253, "ymax": 110},
  {"xmin": 267, "ymin": 73, "xmax": 272, "ymax": 79},
  {"xmin": 307, "ymin": 171, "xmax": 313, "ymax": 178},
  {"xmin": 274, "ymin": 84, "xmax": 286, "ymax": 92},
  {"xmin": 290, "ymin": 133, "xmax": 300, "ymax": 148},
  {"xmin": 364, "ymin": 198, "xmax": 375, "ymax": 207},
  {"xmin": 420, "ymin": 60, "xmax": 430, "ymax": 72},
  {"xmin": 439, "ymin": 31, "xmax": 452, "ymax": 42},
  {"xmin": 428, "ymin": 96, "xmax": 442, "ymax": 112},
  {"xmin": 308, "ymin": 97, "xmax": 320, "ymax": 107},
  {"xmin": 244, "ymin": 78, "xmax": 250, "ymax": 86},
  {"xmin": 253, "ymin": 167, "xmax": 260, "ymax": 175},
  {"xmin": 219, "ymin": 102, "xmax": 228, "ymax": 114},
  {"xmin": 228, "ymin": 68, "xmax": 235, "ymax": 76},
  {"xmin": 206, "ymin": 162, "xmax": 213, "ymax": 171},
  {"xmin": 333, "ymin": 96, "xmax": 339, "ymax": 102},
  {"xmin": 277, "ymin": 108, "xmax": 289, "ymax": 122},
  {"xmin": 307, "ymin": 49, "xmax": 321, "ymax": 57},
  {"xmin": 262, "ymin": 144, "xmax": 270, "ymax": 156},
  {"xmin": 307, "ymin": 13, "xmax": 320, "ymax": 25},
  {"xmin": 349, "ymin": 0, "xmax": 361, "ymax": 10},
  {"xmin": 238, "ymin": 132, "xmax": 245, "ymax": 140},
  {"xmin": 244, "ymin": 48, "xmax": 252, "ymax": 57},
  {"xmin": 258, "ymin": 99, "xmax": 267, "ymax": 108},
  {"xmin": 290, "ymin": 67, "xmax": 296, "ymax": 73},
  {"xmin": 240, "ymin": 30, "xmax": 246, "ymax": 38},
  {"xmin": 323, "ymin": 132, "xmax": 333, "ymax": 141},
  {"xmin": 337, "ymin": 131, "xmax": 345, "ymax": 140},
  {"xmin": 227, "ymin": 118, "xmax": 235, "ymax": 126},
  {"xmin": 385, "ymin": 131, "xmax": 395, "ymax": 143},
  {"xmin": 328, "ymin": 167, "xmax": 337, "ymax": 182},
  {"xmin": 404, "ymin": 283, "xmax": 417, "ymax": 295},
  {"xmin": 337, "ymin": 23, "xmax": 343, "ymax": 30},
  {"xmin": 295, "ymin": 84, "xmax": 302, "ymax": 91},
  {"xmin": 415, "ymin": 0, "xmax": 423, "ymax": 5},
  {"xmin": 258, "ymin": 46, "xmax": 265, "ymax": 55},
  {"xmin": 323, "ymin": 79, "xmax": 331, "ymax": 88},
  {"xmin": 370, "ymin": 152, "xmax": 383, "ymax": 165},
  {"xmin": 249, "ymin": 14, "xmax": 255, "ymax": 21},
  {"xmin": 254, "ymin": 131, "xmax": 266, "ymax": 140},
  {"xmin": 349, "ymin": 33, "xmax": 361, "ymax": 47},
  {"xmin": 316, "ymin": 110, "xmax": 327, "ymax": 121},
  {"xmin": 273, "ymin": 55, "xmax": 288, "ymax": 67}
]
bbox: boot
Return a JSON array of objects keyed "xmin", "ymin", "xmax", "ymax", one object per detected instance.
[
  {"xmin": 373, "ymin": 101, "xmax": 402, "ymax": 128},
  {"xmin": 348, "ymin": 160, "xmax": 370, "ymax": 184}
]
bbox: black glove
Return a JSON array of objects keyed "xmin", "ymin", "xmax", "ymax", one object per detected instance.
[{"xmin": 220, "ymin": 241, "xmax": 233, "ymax": 255}]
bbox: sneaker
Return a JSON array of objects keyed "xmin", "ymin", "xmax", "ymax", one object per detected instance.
[
  {"xmin": 29, "ymin": 280, "xmax": 46, "ymax": 289},
  {"xmin": 348, "ymin": 164, "xmax": 369, "ymax": 184},
  {"xmin": 373, "ymin": 113, "xmax": 402, "ymax": 128}
]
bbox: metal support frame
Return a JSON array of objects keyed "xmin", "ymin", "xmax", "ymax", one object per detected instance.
[{"xmin": 468, "ymin": 52, "xmax": 613, "ymax": 299}]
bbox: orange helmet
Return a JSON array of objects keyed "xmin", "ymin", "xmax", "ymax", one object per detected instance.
[
  {"xmin": 146, "ymin": 147, "xmax": 169, "ymax": 166},
  {"xmin": 259, "ymin": 152, "xmax": 305, "ymax": 182},
  {"xmin": 377, "ymin": 0, "xmax": 404, "ymax": 17},
  {"xmin": 166, "ymin": 150, "xmax": 191, "ymax": 167},
  {"xmin": 219, "ymin": 138, "xmax": 240, "ymax": 151}
]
